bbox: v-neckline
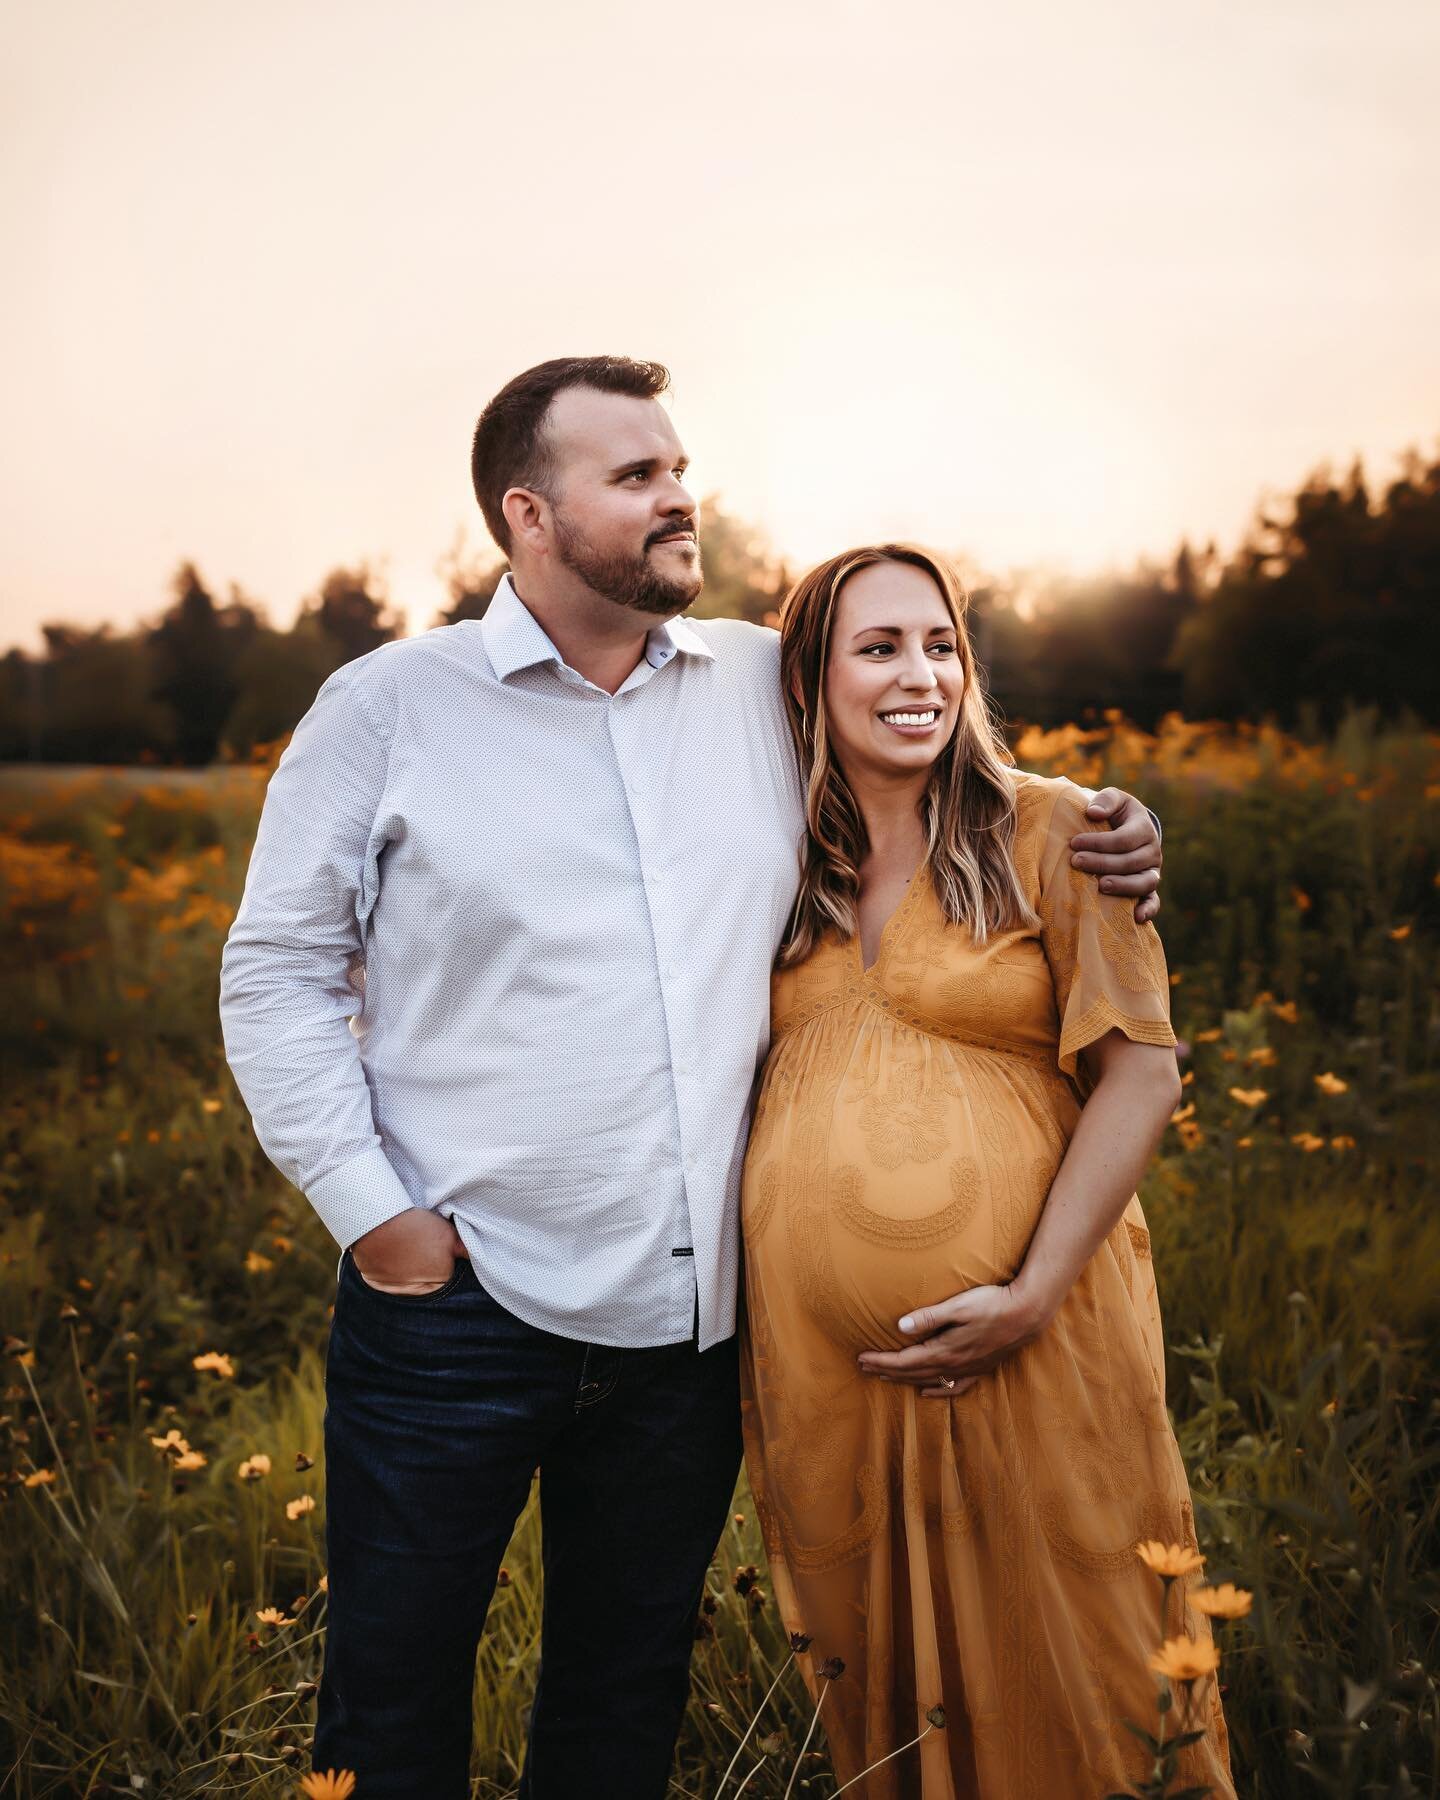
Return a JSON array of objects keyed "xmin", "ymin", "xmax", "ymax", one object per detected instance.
[{"xmin": 853, "ymin": 860, "xmax": 931, "ymax": 978}]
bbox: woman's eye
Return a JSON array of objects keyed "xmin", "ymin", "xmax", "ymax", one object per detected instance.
[{"xmin": 929, "ymin": 642, "xmax": 956, "ymax": 655}]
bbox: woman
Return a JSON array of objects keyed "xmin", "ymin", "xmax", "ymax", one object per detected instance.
[{"xmin": 739, "ymin": 545, "xmax": 1234, "ymax": 1797}]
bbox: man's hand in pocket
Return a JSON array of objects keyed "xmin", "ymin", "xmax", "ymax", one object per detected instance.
[{"xmin": 351, "ymin": 1209, "xmax": 467, "ymax": 1295}]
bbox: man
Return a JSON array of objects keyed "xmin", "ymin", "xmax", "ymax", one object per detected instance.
[{"xmin": 219, "ymin": 355, "xmax": 1164, "ymax": 1798}]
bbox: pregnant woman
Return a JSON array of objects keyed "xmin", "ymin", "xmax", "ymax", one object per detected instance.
[{"xmin": 739, "ymin": 545, "xmax": 1234, "ymax": 1797}]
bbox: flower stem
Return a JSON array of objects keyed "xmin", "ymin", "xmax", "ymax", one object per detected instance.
[
  {"xmin": 714, "ymin": 1650, "xmax": 797, "ymax": 1795},
  {"xmin": 830, "ymin": 1721, "xmax": 936, "ymax": 1793},
  {"xmin": 781, "ymin": 1681, "xmax": 830, "ymax": 1800}
]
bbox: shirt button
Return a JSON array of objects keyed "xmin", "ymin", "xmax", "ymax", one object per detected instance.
[
  {"xmin": 665, "ymin": 963, "xmax": 680, "ymax": 981},
  {"xmin": 685, "ymin": 1153, "xmax": 697, "ymax": 1171}
]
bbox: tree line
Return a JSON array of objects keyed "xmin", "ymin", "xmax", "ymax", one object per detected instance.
[{"xmin": 3, "ymin": 448, "xmax": 1436, "ymax": 764}]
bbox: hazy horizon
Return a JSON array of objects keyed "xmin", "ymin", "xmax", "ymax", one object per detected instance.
[{"xmin": 4, "ymin": 0, "xmax": 1438, "ymax": 651}]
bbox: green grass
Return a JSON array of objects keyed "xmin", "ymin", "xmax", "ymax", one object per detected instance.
[{"xmin": 1, "ymin": 714, "xmax": 1437, "ymax": 1798}]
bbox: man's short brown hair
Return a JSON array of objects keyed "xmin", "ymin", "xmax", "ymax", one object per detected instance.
[{"xmin": 470, "ymin": 356, "xmax": 671, "ymax": 555}]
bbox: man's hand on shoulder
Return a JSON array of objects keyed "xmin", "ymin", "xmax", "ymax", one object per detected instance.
[
  {"xmin": 1067, "ymin": 786, "xmax": 1163, "ymax": 925},
  {"xmin": 351, "ymin": 1208, "xmax": 468, "ymax": 1295}
]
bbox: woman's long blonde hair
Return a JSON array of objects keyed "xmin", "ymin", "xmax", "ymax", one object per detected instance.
[{"xmin": 776, "ymin": 543, "xmax": 1036, "ymax": 969}]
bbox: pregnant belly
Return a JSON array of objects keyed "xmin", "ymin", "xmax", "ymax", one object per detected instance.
[{"xmin": 742, "ymin": 1095, "xmax": 1066, "ymax": 1353}]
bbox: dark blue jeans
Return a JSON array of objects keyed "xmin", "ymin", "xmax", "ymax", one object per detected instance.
[{"xmin": 313, "ymin": 1249, "xmax": 741, "ymax": 1799}]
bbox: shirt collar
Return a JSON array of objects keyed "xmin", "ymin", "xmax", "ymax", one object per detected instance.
[{"xmin": 480, "ymin": 573, "xmax": 714, "ymax": 683}]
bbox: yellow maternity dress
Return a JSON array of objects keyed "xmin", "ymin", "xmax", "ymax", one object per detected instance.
[{"xmin": 739, "ymin": 774, "xmax": 1234, "ymax": 1799}]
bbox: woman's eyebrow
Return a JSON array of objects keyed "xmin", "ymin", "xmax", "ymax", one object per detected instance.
[{"xmin": 851, "ymin": 624, "xmax": 955, "ymax": 640}]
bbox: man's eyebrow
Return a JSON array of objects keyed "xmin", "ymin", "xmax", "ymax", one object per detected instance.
[{"xmin": 607, "ymin": 452, "xmax": 689, "ymax": 478}]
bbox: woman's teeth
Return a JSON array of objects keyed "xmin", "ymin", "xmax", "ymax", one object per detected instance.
[{"xmin": 879, "ymin": 708, "xmax": 938, "ymax": 726}]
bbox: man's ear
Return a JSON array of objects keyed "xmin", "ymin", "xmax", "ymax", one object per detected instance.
[{"xmin": 502, "ymin": 487, "xmax": 547, "ymax": 555}]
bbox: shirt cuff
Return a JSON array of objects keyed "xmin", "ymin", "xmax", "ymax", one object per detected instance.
[{"xmin": 306, "ymin": 1145, "xmax": 416, "ymax": 1250}]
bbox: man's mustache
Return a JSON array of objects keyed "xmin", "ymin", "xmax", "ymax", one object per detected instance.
[{"xmin": 645, "ymin": 523, "xmax": 700, "ymax": 550}]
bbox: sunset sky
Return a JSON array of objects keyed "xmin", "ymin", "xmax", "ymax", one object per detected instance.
[{"xmin": 3, "ymin": 0, "xmax": 1437, "ymax": 648}]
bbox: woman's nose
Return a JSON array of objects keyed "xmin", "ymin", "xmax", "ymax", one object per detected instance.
[{"xmin": 896, "ymin": 650, "xmax": 938, "ymax": 690}]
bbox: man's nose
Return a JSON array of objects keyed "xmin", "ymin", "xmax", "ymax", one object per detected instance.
[{"xmin": 660, "ymin": 471, "xmax": 697, "ymax": 518}]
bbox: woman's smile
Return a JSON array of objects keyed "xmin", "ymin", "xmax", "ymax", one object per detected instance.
[{"xmin": 876, "ymin": 704, "xmax": 942, "ymax": 736}]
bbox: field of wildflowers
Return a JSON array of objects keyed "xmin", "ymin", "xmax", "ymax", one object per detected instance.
[{"xmin": 1, "ymin": 712, "xmax": 1436, "ymax": 1798}]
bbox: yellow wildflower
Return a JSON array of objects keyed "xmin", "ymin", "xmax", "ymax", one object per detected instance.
[
  {"xmin": 318, "ymin": 1573, "xmax": 329, "ymax": 1593},
  {"xmin": 1314, "ymin": 1072, "xmax": 1348, "ymax": 1095},
  {"xmin": 1270, "ymin": 1000, "xmax": 1299, "ymax": 1024},
  {"xmin": 1190, "ymin": 1583, "xmax": 1253, "ymax": 1620},
  {"xmin": 1169, "ymin": 1103, "xmax": 1196, "ymax": 1125},
  {"xmin": 201, "ymin": 1098, "xmax": 223, "ymax": 1114},
  {"xmin": 1176, "ymin": 1120, "xmax": 1205, "ymax": 1152},
  {"xmin": 1193, "ymin": 1028, "xmax": 1224, "ymax": 1043},
  {"xmin": 192, "ymin": 1352, "xmax": 235, "ymax": 1378},
  {"xmin": 238, "ymin": 1454, "xmax": 272, "ymax": 1481},
  {"xmin": 287, "ymin": 1494, "xmax": 317, "ymax": 1521},
  {"xmin": 1291, "ymin": 1132, "xmax": 1325, "ymax": 1153},
  {"xmin": 1136, "ymin": 1541, "xmax": 1205, "ymax": 1579},
  {"xmin": 1389, "ymin": 925, "xmax": 1411, "ymax": 941},
  {"xmin": 1245, "ymin": 1045, "xmax": 1277, "ymax": 1067},
  {"xmin": 1330, "ymin": 1135, "xmax": 1356, "ymax": 1150},
  {"xmin": 1236, "ymin": 1137, "xmax": 1253, "ymax": 1149},
  {"xmin": 173, "ymin": 1450, "xmax": 207, "ymax": 1472},
  {"xmin": 254, "ymin": 1606, "xmax": 289, "ymax": 1627},
  {"xmin": 149, "ymin": 1428, "xmax": 192, "ymax": 1458},
  {"xmin": 299, "ymin": 1772, "xmax": 356, "ymax": 1800},
  {"xmin": 244, "ymin": 1250, "xmax": 274, "ymax": 1274},
  {"xmin": 24, "ymin": 1468, "xmax": 56, "ymax": 1488},
  {"xmin": 1148, "ymin": 1636, "xmax": 1221, "ymax": 1683},
  {"xmin": 1290, "ymin": 888, "xmax": 1312, "ymax": 911},
  {"xmin": 1228, "ymin": 1087, "xmax": 1268, "ymax": 1108}
]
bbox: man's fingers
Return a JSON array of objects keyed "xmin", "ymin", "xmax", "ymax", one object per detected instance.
[
  {"xmin": 1134, "ymin": 892, "xmax": 1161, "ymax": 924},
  {"xmin": 1070, "ymin": 844, "xmax": 1164, "ymax": 876},
  {"xmin": 1072, "ymin": 819, "xmax": 1160, "ymax": 858},
  {"xmin": 1085, "ymin": 786, "xmax": 1127, "ymax": 819},
  {"xmin": 1095, "ymin": 868, "xmax": 1161, "ymax": 898}
]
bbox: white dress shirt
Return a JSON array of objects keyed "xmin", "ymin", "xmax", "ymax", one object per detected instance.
[{"xmin": 219, "ymin": 576, "xmax": 804, "ymax": 1350}]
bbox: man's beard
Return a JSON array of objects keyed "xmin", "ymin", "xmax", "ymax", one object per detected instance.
[{"xmin": 551, "ymin": 508, "xmax": 703, "ymax": 617}]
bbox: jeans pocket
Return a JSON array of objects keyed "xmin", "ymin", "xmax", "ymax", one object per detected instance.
[{"xmin": 344, "ymin": 1250, "xmax": 473, "ymax": 1305}]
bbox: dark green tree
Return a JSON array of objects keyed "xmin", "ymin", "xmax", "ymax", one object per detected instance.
[
  {"xmin": 433, "ymin": 533, "xmax": 508, "ymax": 626},
  {"xmin": 303, "ymin": 564, "xmax": 401, "ymax": 663},
  {"xmin": 148, "ymin": 565, "xmax": 257, "ymax": 765}
]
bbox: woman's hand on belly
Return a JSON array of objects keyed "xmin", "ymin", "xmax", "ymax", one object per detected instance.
[{"xmin": 856, "ymin": 1282, "xmax": 1047, "ymax": 1398}]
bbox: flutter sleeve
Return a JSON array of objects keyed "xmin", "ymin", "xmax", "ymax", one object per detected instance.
[{"xmin": 1036, "ymin": 780, "xmax": 1177, "ymax": 1082}]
